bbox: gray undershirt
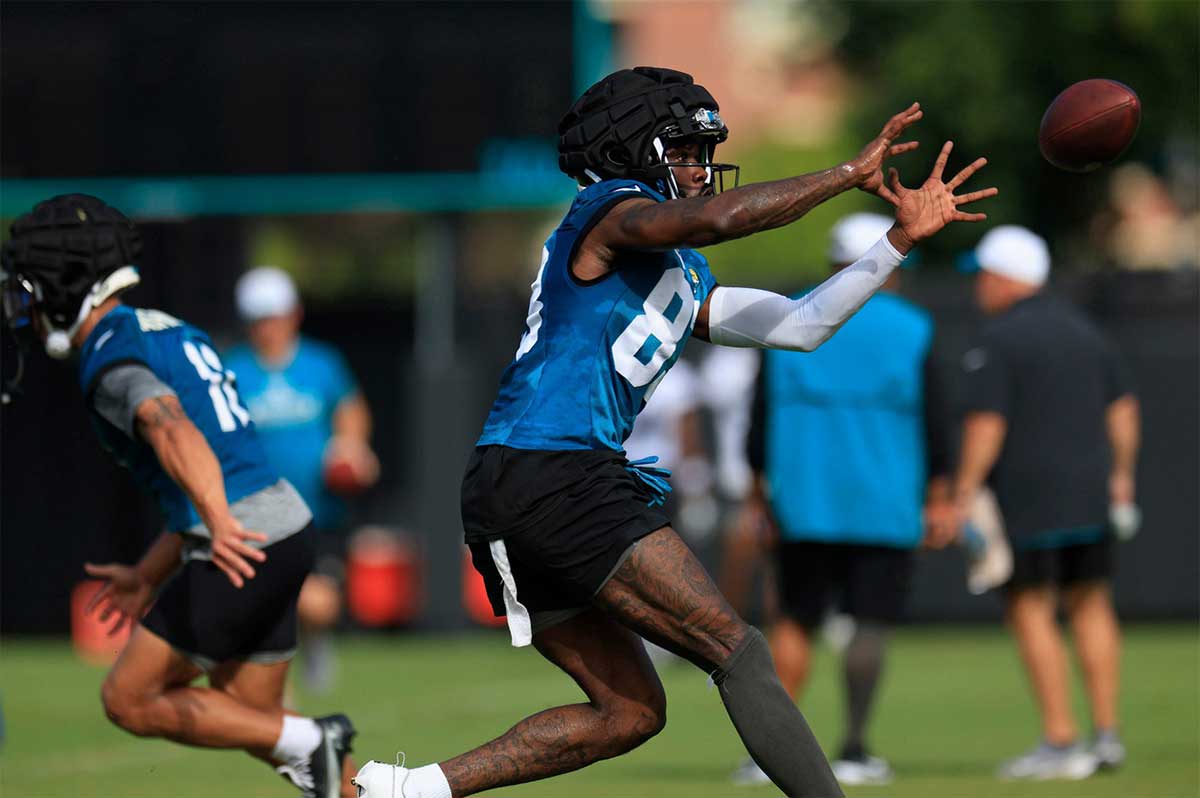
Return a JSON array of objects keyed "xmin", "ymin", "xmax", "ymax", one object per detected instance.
[{"xmin": 93, "ymin": 364, "xmax": 312, "ymax": 560}]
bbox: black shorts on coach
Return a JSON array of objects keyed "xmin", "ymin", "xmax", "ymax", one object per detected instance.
[
  {"xmin": 775, "ymin": 540, "xmax": 913, "ymax": 628},
  {"xmin": 1006, "ymin": 538, "xmax": 1113, "ymax": 591},
  {"xmin": 141, "ymin": 523, "xmax": 315, "ymax": 670},
  {"xmin": 461, "ymin": 445, "xmax": 670, "ymax": 616}
]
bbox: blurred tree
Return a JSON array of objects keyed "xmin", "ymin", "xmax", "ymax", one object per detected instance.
[{"xmin": 820, "ymin": 0, "xmax": 1199, "ymax": 265}]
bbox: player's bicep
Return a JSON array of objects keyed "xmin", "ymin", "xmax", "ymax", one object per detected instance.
[
  {"xmin": 134, "ymin": 394, "xmax": 191, "ymax": 442},
  {"xmin": 93, "ymin": 364, "xmax": 177, "ymax": 438},
  {"xmin": 592, "ymin": 195, "xmax": 721, "ymax": 252}
]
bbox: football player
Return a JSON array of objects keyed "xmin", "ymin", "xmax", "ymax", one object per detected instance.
[
  {"xmin": 354, "ymin": 67, "xmax": 996, "ymax": 798},
  {"xmin": 1, "ymin": 195, "xmax": 356, "ymax": 798}
]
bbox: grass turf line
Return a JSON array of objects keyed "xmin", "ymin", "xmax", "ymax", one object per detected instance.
[{"xmin": 1, "ymin": 624, "xmax": 1196, "ymax": 797}]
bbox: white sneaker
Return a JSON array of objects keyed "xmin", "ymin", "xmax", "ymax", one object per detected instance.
[
  {"xmin": 832, "ymin": 755, "xmax": 893, "ymax": 786},
  {"xmin": 997, "ymin": 741, "xmax": 1099, "ymax": 781},
  {"xmin": 352, "ymin": 759, "xmax": 410, "ymax": 797},
  {"xmin": 730, "ymin": 757, "xmax": 771, "ymax": 786},
  {"xmin": 1093, "ymin": 733, "xmax": 1127, "ymax": 770}
]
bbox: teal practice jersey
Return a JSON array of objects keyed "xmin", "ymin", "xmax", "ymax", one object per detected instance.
[
  {"xmin": 78, "ymin": 305, "xmax": 278, "ymax": 532},
  {"xmin": 478, "ymin": 179, "xmax": 718, "ymax": 452}
]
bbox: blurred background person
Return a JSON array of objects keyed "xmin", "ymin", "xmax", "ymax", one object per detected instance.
[
  {"xmin": 732, "ymin": 212, "xmax": 953, "ymax": 787},
  {"xmin": 622, "ymin": 356, "xmax": 719, "ymax": 553},
  {"xmin": 225, "ymin": 266, "xmax": 380, "ymax": 693},
  {"xmin": 931, "ymin": 226, "xmax": 1140, "ymax": 781}
]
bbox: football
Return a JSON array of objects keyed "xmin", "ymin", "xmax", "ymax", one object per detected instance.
[
  {"xmin": 1038, "ymin": 79, "xmax": 1141, "ymax": 173},
  {"xmin": 324, "ymin": 454, "xmax": 368, "ymax": 496}
]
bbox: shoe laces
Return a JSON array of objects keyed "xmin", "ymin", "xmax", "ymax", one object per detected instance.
[
  {"xmin": 277, "ymin": 759, "xmax": 316, "ymax": 793},
  {"xmin": 392, "ymin": 753, "xmax": 411, "ymax": 798}
]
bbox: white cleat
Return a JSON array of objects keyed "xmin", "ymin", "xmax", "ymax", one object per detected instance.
[
  {"xmin": 352, "ymin": 758, "xmax": 410, "ymax": 798},
  {"xmin": 730, "ymin": 757, "xmax": 772, "ymax": 786},
  {"xmin": 832, "ymin": 755, "xmax": 894, "ymax": 786},
  {"xmin": 997, "ymin": 742, "xmax": 1099, "ymax": 781}
]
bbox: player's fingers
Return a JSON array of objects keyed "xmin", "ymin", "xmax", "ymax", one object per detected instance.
[
  {"xmin": 213, "ymin": 554, "xmax": 246, "ymax": 589},
  {"xmin": 98, "ymin": 602, "xmax": 116, "ymax": 623},
  {"xmin": 953, "ymin": 211, "xmax": 988, "ymax": 222},
  {"xmin": 85, "ymin": 584, "xmax": 113, "ymax": 614},
  {"xmin": 946, "ymin": 156, "xmax": 988, "ymax": 190},
  {"xmin": 930, "ymin": 140, "xmax": 953, "ymax": 180},
  {"xmin": 237, "ymin": 528, "xmax": 270, "ymax": 544},
  {"xmin": 883, "ymin": 103, "xmax": 920, "ymax": 137},
  {"xmin": 887, "ymin": 141, "xmax": 919, "ymax": 157},
  {"xmin": 108, "ymin": 614, "xmax": 129, "ymax": 638},
  {"xmin": 888, "ymin": 167, "xmax": 904, "ymax": 193},
  {"xmin": 953, "ymin": 187, "xmax": 1000, "ymax": 206},
  {"xmin": 229, "ymin": 538, "xmax": 267, "ymax": 563},
  {"xmin": 876, "ymin": 183, "xmax": 901, "ymax": 207},
  {"xmin": 221, "ymin": 548, "xmax": 257, "ymax": 580},
  {"xmin": 84, "ymin": 562, "xmax": 117, "ymax": 579}
]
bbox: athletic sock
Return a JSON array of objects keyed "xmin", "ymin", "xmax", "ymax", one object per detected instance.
[
  {"xmin": 713, "ymin": 627, "xmax": 844, "ymax": 797},
  {"xmin": 406, "ymin": 764, "xmax": 452, "ymax": 798},
  {"xmin": 272, "ymin": 715, "xmax": 322, "ymax": 762}
]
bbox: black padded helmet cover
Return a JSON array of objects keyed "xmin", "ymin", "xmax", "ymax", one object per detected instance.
[
  {"xmin": 558, "ymin": 66, "xmax": 729, "ymax": 186},
  {"xmin": 1, "ymin": 194, "xmax": 142, "ymax": 327}
]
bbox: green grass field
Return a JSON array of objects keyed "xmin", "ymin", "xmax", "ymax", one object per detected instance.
[{"xmin": 2, "ymin": 624, "xmax": 1196, "ymax": 798}]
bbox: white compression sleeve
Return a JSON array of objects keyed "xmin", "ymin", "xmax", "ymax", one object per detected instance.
[{"xmin": 706, "ymin": 235, "xmax": 906, "ymax": 352}]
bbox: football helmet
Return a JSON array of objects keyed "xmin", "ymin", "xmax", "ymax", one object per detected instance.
[
  {"xmin": 1, "ymin": 194, "xmax": 142, "ymax": 360},
  {"xmin": 558, "ymin": 66, "xmax": 739, "ymax": 198}
]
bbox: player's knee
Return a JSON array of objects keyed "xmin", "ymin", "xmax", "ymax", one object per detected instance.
[
  {"xmin": 100, "ymin": 678, "xmax": 150, "ymax": 736},
  {"xmin": 608, "ymin": 694, "xmax": 667, "ymax": 752},
  {"xmin": 298, "ymin": 575, "xmax": 341, "ymax": 629}
]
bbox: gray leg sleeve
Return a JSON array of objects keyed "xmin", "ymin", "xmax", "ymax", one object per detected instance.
[
  {"xmin": 842, "ymin": 621, "xmax": 888, "ymax": 758},
  {"xmin": 713, "ymin": 627, "xmax": 844, "ymax": 797}
]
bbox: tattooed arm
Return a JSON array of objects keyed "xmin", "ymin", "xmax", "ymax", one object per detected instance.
[
  {"xmin": 135, "ymin": 395, "xmax": 267, "ymax": 587},
  {"xmin": 582, "ymin": 103, "xmax": 923, "ymax": 261}
]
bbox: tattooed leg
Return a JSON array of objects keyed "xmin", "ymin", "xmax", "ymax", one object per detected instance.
[
  {"xmin": 595, "ymin": 527, "xmax": 843, "ymax": 797},
  {"xmin": 438, "ymin": 609, "xmax": 666, "ymax": 796},
  {"xmin": 595, "ymin": 526, "xmax": 748, "ymax": 670}
]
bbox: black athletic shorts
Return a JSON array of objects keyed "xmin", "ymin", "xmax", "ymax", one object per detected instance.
[
  {"xmin": 462, "ymin": 445, "xmax": 670, "ymax": 619},
  {"xmin": 775, "ymin": 540, "xmax": 913, "ymax": 628},
  {"xmin": 141, "ymin": 524, "xmax": 315, "ymax": 670},
  {"xmin": 1006, "ymin": 538, "xmax": 1113, "ymax": 591}
]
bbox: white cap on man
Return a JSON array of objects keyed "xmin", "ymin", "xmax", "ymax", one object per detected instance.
[
  {"xmin": 235, "ymin": 266, "xmax": 299, "ymax": 321},
  {"xmin": 829, "ymin": 212, "xmax": 895, "ymax": 264},
  {"xmin": 974, "ymin": 225, "xmax": 1050, "ymax": 287}
]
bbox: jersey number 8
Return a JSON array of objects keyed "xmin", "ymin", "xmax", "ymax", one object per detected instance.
[{"xmin": 612, "ymin": 266, "xmax": 694, "ymax": 389}]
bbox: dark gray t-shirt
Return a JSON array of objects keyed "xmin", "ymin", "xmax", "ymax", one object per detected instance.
[
  {"xmin": 92, "ymin": 364, "xmax": 311, "ymax": 559},
  {"xmin": 961, "ymin": 293, "xmax": 1133, "ymax": 543}
]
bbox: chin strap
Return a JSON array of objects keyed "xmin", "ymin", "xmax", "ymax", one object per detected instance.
[{"xmin": 41, "ymin": 265, "xmax": 140, "ymax": 359}]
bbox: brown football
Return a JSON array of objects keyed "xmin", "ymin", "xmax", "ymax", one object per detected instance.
[{"xmin": 1038, "ymin": 79, "xmax": 1141, "ymax": 173}]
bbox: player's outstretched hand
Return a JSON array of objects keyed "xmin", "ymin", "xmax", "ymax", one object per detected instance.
[
  {"xmin": 850, "ymin": 102, "xmax": 923, "ymax": 198},
  {"xmin": 84, "ymin": 562, "xmax": 154, "ymax": 636},
  {"xmin": 209, "ymin": 517, "xmax": 268, "ymax": 588},
  {"xmin": 880, "ymin": 141, "xmax": 998, "ymax": 249}
]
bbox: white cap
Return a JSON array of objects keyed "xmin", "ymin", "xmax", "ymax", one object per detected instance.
[
  {"xmin": 235, "ymin": 266, "xmax": 299, "ymax": 321},
  {"xmin": 828, "ymin": 213, "xmax": 895, "ymax": 264},
  {"xmin": 974, "ymin": 225, "xmax": 1050, "ymax": 286}
]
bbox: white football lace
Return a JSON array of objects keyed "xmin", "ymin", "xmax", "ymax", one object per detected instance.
[
  {"xmin": 277, "ymin": 760, "xmax": 315, "ymax": 792},
  {"xmin": 394, "ymin": 753, "xmax": 410, "ymax": 797}
]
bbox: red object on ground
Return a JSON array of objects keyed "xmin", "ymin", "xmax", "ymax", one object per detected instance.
[
  {"xmin": 71, "ymin": 580, "xmax": 132, "ymax": 666},
  {"xmin": 463, "ymin": 548, "xmax": 507, "ymax": 628},
  {"xmin": 345, "ymin": 528, "xmax": 423, "ymax": 627}
]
